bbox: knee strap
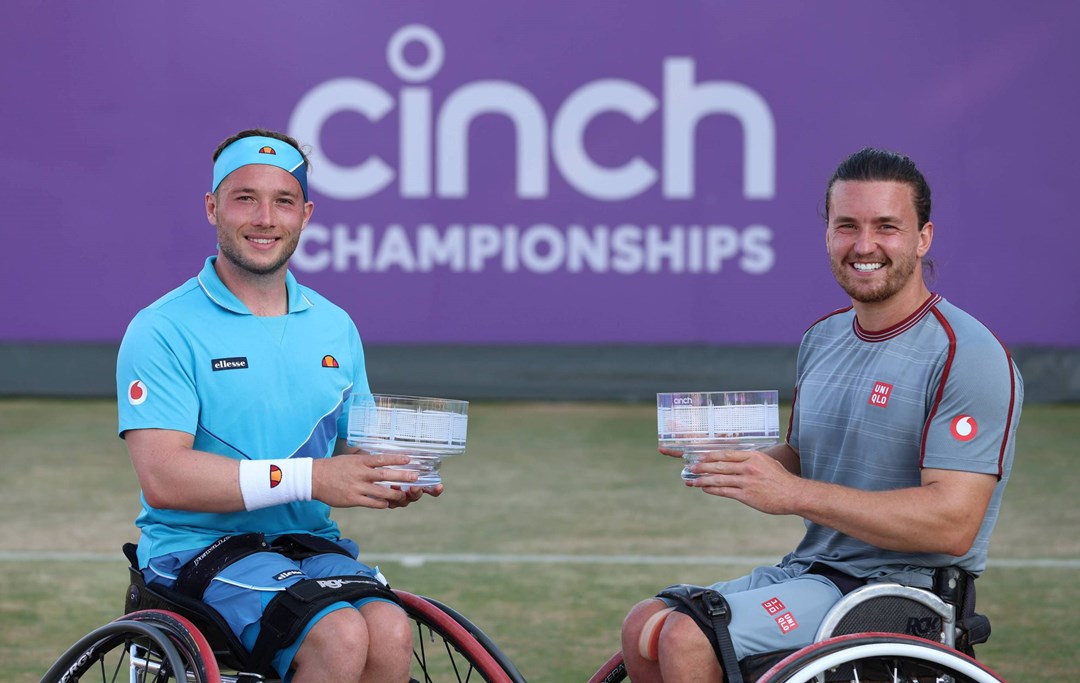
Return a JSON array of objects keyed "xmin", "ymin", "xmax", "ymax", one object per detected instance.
[
  {"xmin": 250, "ymin": 575, "xmax": 400, "ymax": 675},
  {"xmin": 657, "ymin": 584, "xmax": 744, "ymax": 683}
]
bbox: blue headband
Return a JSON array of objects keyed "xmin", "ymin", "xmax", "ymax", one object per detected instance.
[{"xmin": 211, "ymin": 135, "xmax": 309, "ymax": 200}]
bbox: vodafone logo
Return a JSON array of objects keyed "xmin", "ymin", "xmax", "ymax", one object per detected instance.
[
  {"xmin": 128, "ymin": 380, "xmax": 148, "ymax": 406},
  {"xmin": 950, "ymin": 415, "xmax": 978, "ymax": 442}
]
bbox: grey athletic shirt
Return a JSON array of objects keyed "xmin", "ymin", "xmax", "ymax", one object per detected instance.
[{"xmin": 782, "ymin": 294, "xmax": 1023, "ymax": 587}]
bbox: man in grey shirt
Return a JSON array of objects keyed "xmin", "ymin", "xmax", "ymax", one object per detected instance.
[{"xmin": 621, "ymin": 148, "xmax": 1023, "ymax": 682}]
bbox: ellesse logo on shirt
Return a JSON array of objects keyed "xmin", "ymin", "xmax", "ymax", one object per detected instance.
[{"xmin": 211, "ymin": 357, "xmax": 249, "ymax": 371}]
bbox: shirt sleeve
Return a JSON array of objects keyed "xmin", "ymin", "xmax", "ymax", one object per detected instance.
[
  {"xmin": 116, "ymin": 309, "xmax": 200, "ymax": 438},
  {"xmin": 921, "ymin": 337, "xmax": 1023, "ymax": 478},
  {"xmin": 337, "ymin": 318, "xmax": 371, "ymax": 440}
]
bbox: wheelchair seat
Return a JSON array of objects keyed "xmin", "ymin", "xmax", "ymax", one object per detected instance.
[
  {"xmin": 815, "ymin": 566, "xmax": 991, "ymax": 655},
  {"xmin": 739, "ymin": 566, "xmax": 991, "ymax": 681},
  {"xmin": 122, "ymin": 543, "xmax": 271, "ymax": 678}
]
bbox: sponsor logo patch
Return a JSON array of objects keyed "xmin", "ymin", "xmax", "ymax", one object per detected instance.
[
  {"xmin": 761, "ymin": 597, "xmax": 785, "ymax": 615},
  {"xmin": 258, "ymin": 146, "xmax": 277, "ymax": 155},
  {"xmin": 906, "ymin": 616, "xmax": 942, "ymax": 638},
  {"xmin": 269, "ymin": 464, "xmax": 282, "ymax": 488},
  {"xmin": 868, "ymin": 381, "xmax": 893, "ymax": 408},
  {"xmin": 322, "ymin": 355, "xmax": 340, "ymax": 368},
  {"xmin": 274, "ymin": 569, "xmax": 304, "ymax": 581},
  {"xmin": 128, "ymin": 380, "xmax": 148, "ymax": 405},
  {"xmin": 212, "ymin": 357, "xmax": 249, "ymax": 371},
  {"xmin": 950, "ymin": 415, "xmax": 978, "ymax": 441},
  {"xmin": 776, "ymin": 612, "xmax": 799, "ymax": 633}
]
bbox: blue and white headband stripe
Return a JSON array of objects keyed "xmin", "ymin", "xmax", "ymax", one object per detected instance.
[{"xmin": 211, "ymin": 135, "xmax": 309, "ymax": 200}]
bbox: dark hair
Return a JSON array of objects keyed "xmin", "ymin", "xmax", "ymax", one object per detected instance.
[
  {"xmin": 212, "ymin": 128, "xmax": 311, "ymax": 171},
  {"xmin": 825, "ymin": 147, "xmax": 931, "ymax": 228}
]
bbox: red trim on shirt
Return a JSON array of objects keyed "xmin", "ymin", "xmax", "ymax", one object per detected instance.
[
  {"xmin": 804, "ymin": 305, "xmax": 853, "ymax": 334},
  {"xmin": 786, "ymin": 385, "xmax": 798, "ymax": 443},
  {"xmin": 921, "ymin": 305, "xmax": 957, "ymax": 468},
  {"xmin": 854, "ymin": 294, "xmax": 942, "ymax": 342},
  {"xmin": 993, "ymin": 334, "xmax": 1017, "ymax": 479}
]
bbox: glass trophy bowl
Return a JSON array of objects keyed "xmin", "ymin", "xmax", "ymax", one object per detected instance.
[
  {"xmin": 657, "ymin": 390, "xmax": 780, "ymax": 481},
  {"xmin": 348, "ymin": 393, "xmax": 469, "ymax": 488}
]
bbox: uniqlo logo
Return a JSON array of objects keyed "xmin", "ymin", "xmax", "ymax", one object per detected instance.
[
  {"xmin": 869, "ymin": 381, "xmax": 893, "ymax": 408},
  {"xmin": 776, "ymin": 612, "xmax": 799, "ymax": 633},
  {"xmin": 761, "ymin": 598, "xmax": 785, "ymax": 615}
]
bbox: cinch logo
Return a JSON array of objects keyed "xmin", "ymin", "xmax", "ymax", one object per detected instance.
[
  {"xmin": 673, "ymin": 397, "xmax": 694, "ymax": 405},
  {"xmin": 869, "ymin": 381, "xmax": 893, "ymax": 408},
  {"xmin": 950, "ymin": 415, "xmax": 978, "ymax": 442},
  {"xmin": 290, "ymin": 24, "xmax": 776, "ymax": 202},
  {"xmin": 322, "ymin": 355, "xmax": 340, "ymax": 368},
  {"xmin": 212, "ymin": 357, "xmax": 249, "ymax": 371}
]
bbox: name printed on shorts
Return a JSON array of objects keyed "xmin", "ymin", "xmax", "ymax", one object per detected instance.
[{"xmin": 211, "ymin": 357, "xmax": 249, "ymax": 371}]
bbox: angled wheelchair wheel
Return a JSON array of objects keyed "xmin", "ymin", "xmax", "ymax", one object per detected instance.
[
  {"xmin": 586, "ymin": 651, "xmax": 627, "ymax": 683},
  {"xmin": 395, "ymin": 590, "xmax": 525, "ymax": 683},
  {"xmin": 756, "ymin": 632, "xmax": 1005, "ymax": 683},
  {"xmin": 40, "ymin": 610, "xmax": 220, "ymax": 683}
]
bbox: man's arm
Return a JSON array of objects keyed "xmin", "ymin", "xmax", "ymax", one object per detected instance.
[
  {"xmin": 126, "ymin": 429, "xmax": 417, "ymax": 512},
  {"xmin": 689, "ymin": 449, "xmax": 996, "ymax": 556}
]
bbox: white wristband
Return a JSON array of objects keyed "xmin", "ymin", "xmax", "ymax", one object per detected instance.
[{"xmin": 239, "ymin": 458, "xmax": 313, "ymax": 511}]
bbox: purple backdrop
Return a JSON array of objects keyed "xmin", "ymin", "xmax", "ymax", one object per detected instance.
[{"xmin": 4, "ymin": 1, "xmax": 1077, "ymax": 345}]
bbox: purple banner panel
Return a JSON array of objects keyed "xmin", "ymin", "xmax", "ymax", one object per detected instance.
[{"xmin": 3, "ymin": 1, "xmax": 1077, "ymax": 345}]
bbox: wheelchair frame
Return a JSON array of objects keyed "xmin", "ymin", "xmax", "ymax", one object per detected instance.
[
  {"xmin": 42, "ymin": 562, "xmax": 1004, "ymax": 683},
  {"xmin": 585, "ymin": 578, "xmax": 1005, "ymax": 683},
  {"xmin": 41, "ymin": 575, "xmax": 526, "ymax": 683}
]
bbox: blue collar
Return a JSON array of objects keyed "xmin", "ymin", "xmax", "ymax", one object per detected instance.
[{"xmin": 196, "ymin": 256, "xmax": 313, "ymax": 315}]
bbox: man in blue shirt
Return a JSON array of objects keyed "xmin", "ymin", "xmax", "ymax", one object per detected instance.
[
  {"xmin": 620, "ymin": 148, "xmax": 1023, "ymax": 682},
  {"xmin": 117, "ymin": 128, "xmax": 438, "ymax": 683}
]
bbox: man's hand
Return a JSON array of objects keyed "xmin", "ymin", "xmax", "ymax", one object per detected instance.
[
  {"xmin": 313, "ymin": 452, "xmax": 421, "ymax": 509},
  {"xmin": 685, "ymin": 449, "xmax": 803, "ymax": 515},
  {"xmin": 387, "ymin": 484, "xmax": 444, "ymax": 509}
]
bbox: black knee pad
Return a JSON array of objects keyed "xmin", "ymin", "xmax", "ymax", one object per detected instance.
[
  {"xmin": 656, "ymin": 584, "xmax": 744, "ymax": 683},
  {"xmin": 250, "ymin": 575, "xmax": 400, "ymax": 674}
]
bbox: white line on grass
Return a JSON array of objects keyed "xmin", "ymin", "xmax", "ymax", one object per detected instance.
[{"xmin": 2, "ymin": 551, "xmax": 1079, "ymax": 569}]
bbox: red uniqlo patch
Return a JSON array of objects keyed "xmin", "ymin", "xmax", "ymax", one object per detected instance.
[
  {"xmin": 776, "ymin": 612, "xmax": 799, "ymax": 633},
  {"xmin": 868, "ymin": 381, "xmax": 893, "ymax": 408},
  {"xmin": 761, "ymin": 598, "xmax": 785, "ymax": 615}
]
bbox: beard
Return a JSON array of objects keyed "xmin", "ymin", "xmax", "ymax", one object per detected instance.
[
  {"xmin": 830, "ymin": 253, "xmax": 920, "ymax": 304},
  {"xmin": 217, "ymin": 230, "xmax": 300, "ymax": 276}
]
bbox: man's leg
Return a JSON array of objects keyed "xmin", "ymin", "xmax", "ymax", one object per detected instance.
[
  {"xmin": 357, "ymin": 600, "xmax": 414, "ymax": 681},
  {"xmin": 623, "ymin": 598, "xmax": 723, "ymax": 683},
  {"xmin": 276, "ymin": 599, "xmax": 412, "ymax": 683},
  {"xmin": 291, "ymin": 608, "xmax": 369, "ymax": 683}
]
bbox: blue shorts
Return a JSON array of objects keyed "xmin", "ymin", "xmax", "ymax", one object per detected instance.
[
  {"xmin": 660, "ymin": 565, "xmax": 844, "ymax": 660},
  {"xmin": 145, "ymin": 538, "xmax": 396, "ymax": 680}
]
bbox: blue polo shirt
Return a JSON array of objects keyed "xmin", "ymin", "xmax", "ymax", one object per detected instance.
[{"xmin": 117, "ymin": 256, "xmax": 370, "ymax": 568}]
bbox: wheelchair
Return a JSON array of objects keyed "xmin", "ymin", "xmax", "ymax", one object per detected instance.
[
  {"xmin": 40, "ymin": 544, "xmax": 527, "ymax": 683},
  {"xmin": 586, "ymin": 567, "xmax": 1006, "ymax": 683}
]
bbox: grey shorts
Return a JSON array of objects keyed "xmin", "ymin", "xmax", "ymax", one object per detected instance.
[{"xmin": 661, "ymin": 565, "xmax": 844, "ymax": 660}]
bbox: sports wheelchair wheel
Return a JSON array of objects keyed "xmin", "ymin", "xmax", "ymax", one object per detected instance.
[
  {"xmin": 756, "ymin": 632, "xmax": 1005, "ymax": 683},
  {"xmin": 396, "ymin": 590, "xmax": 526, "ymax": 683},
  {"xmin": 586, "ymin": 651, "xmax": 626, "ymax": 683},
  {"xmin": 40, "ymin": 610, "xmax": 219, "ymax": 683}
]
